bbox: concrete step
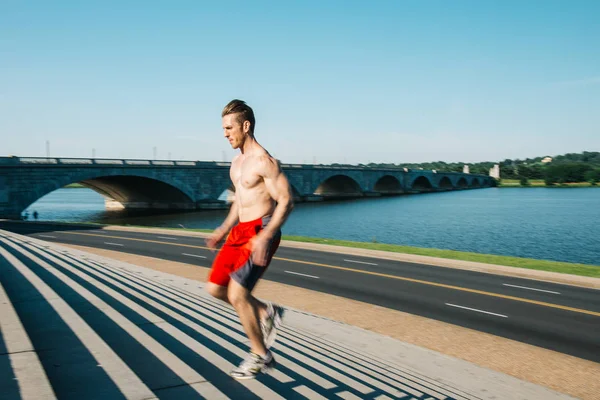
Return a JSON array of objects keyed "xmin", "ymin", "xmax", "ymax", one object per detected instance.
[{"xmin": 0, "ymin": 229, "xmax": 577, "ymax": 400}]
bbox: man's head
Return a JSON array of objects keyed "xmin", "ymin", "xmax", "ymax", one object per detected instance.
[{"xmin": 222, "ymin": 99, "xmax": 255, "ymax": 149}]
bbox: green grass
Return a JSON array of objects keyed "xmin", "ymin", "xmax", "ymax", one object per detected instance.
[
  {"xmin": 113, "ymin": 224, "xmax": 600, "ymax": 278},
  {"xmin": 499, "ymin": 179, "xmax": 595, "ymax": 188},
  {"xmin": 279, "ymin": 236, "xmax": 600, "ymax": 278},
  {"xmin": 63, "ymin": 183, "xmax": 85, "ymax": 188}
]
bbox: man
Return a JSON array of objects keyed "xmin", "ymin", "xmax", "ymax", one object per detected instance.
[{"xmin": 205, "ymin": 99, "xmax": 294, "ymax": 380}]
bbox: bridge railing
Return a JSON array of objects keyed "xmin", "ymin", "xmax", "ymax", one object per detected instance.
[
  {"xmin": 0, "ymin": 156, "xmax": 230, "ymax": 168},
  {"xmin": 0, "ymin": 156, "xmax": 492, "ymax": 178}
]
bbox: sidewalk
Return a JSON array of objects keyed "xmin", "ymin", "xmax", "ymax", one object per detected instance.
[{"xmin": 0, "ymin": 230, "xmax": 577, "ymax": 400}]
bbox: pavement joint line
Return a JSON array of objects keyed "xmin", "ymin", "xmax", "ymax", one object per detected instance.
[
  {"xmin": 56, "ymin": 231, "xmax": 600, "ymax": 318},
  {"xmin": 0, "ymin": 349, "xmax": 38, "ymax": 356}
]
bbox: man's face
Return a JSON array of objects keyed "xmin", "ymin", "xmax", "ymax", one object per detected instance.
[{"xmin": 222, "ymin": 113, "xmax": 249, "ymax": 149}]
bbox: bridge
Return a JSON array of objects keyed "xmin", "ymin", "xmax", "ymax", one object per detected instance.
[{"xmin": 0, "ymin": 156, "xmax": 494, "ymax": 219}]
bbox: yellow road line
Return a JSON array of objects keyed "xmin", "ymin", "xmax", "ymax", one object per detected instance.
[{"xmin": 60, "ymin": 231, "xmax": 600, "ymax": 317}]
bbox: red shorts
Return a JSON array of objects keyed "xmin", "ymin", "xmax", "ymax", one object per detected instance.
[{"xmin": 208, "ymin": 215, "xmax": 281, "ymax": 291}]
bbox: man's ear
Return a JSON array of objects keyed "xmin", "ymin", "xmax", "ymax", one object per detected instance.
[{"xmin": 243, "ymin": 120, "xmax": 251, "ymax": 134}]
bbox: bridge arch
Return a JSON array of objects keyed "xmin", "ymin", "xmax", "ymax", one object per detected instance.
[
  {"xmin": 21, "ymin": 171, "xmax": 197, "ymax": 215},
  {"xmin": 470, "ymin": 178, "xmax": 481, "ymax": 187},
  {"xmin": 374, "ymin": 175, "xmax": 402, "ymax": 194},
  {"xmin": 410, "ymin": 176, "xmax": 433, "ymax": 191},
  {"xmin": 456, "ymin": 177, "xmax": 468, "ymax": 188},
  {"xmin": 438, "ymin": 176, "xmax": 453, "ymax": 189},
  {"xmin": 314, "ymin": 175, "xmax": 363, "ymax": 197}
]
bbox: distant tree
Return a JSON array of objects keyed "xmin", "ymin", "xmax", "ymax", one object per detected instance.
[
  {"xmin": 393, "ymin": 151, "xmax": 598, "ymax": 178},
  {"xmin": 519, "ymin": 176, "xmax": 530, "ymax": 186},
  {"xmin": 500, "ymin": 163, "xmax": 517, "ymax": 179},
  {"xmin": 529, "ymin": 164, "xmax": 544, "ymax": 179},
  {"xmin": 584, "ymin": 169, "xmax": 600, "ymax": 185},
  {"xmin": 517, "ymin": 165, "xmax": 531, "ymax": 178},
  {"xmin": 545, "ymin": 163, "xmax": 592, "ymax": 183}
]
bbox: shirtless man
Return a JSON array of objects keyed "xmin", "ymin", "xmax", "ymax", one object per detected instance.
[{"xmin": 205, "ymin": 99, "xmax": 294, "ymax": 379}]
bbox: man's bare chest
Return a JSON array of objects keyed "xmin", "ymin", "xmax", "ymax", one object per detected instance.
[{"xmin": 231, "ymin": 160, "xmax": 263, "ymax": 190}]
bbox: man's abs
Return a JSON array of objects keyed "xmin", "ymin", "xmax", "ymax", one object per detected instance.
[{"xmin": 235, "ymin": 185, "xmax": 275, "ymax": 222}]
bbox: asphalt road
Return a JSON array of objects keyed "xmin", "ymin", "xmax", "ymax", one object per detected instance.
[{"xmin": 1, "ymin": 221, "xmax": 599, "ymax": 363}]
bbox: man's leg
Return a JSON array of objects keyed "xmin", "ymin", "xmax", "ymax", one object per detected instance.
[
  {"xmin": 227, "ymin": 279, "xmax": 267, "ymax": 356},
  {"xmin": 205, "ymin": 282, "xmax": 228, "ymax": 302},
  {"xmin": 206, "ymin": 281, "xmax": 269, "ymax": 319}
]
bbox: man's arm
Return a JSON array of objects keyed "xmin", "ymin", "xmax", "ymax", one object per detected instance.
[
  {"xmin": 256, "ymin": 157, "xmax": 294, "ymax": 241},
  {"xmin": 218, "ymin": 199, "xmax": 239, "ymax": 233},
  {"xmin": 206, "ymin": 197, "xmax": 239, "ymax": 249}
]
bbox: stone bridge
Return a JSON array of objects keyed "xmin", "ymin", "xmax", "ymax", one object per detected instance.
[{"xmin": 0, "ymin": 156, "xmax": 493, "ymax": 219}]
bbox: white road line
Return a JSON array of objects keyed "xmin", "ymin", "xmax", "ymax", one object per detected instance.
[
  {"xmin": 503, "ymin": 283, "xmax": 561, "ymax": 295},
  {"xmin": 343, "ymin": 259, "xmax": 378, "ymax": 266},
  {"xmin": 285, "ymin": 271, "xmax": 320, "ymax": 279},
  {"xmin": 445, "ymin": 303, "xmax": 508, "ymax": 318},
  {"xmin": 38, "ymin": 235, "xmax": 56, "ymax": 238},
  {"xmin": 182, "ymin": 253, "xmax": 207, "ymax": 259},
  {"xmin": 104, "ymin": 242, "xmax": 124, "ymax": 247},
  {"xmin": 158, "ymin": 236, "xmax": 177, "ymax": 240}
]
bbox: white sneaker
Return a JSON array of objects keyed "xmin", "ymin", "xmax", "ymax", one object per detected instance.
[
  {"xmin": 261, "ymin": 302, "xmax": 285, "ymax": 348},
  {"xmin": 230, "ymin": 351, "xmax": 275, "ymax": 380}
]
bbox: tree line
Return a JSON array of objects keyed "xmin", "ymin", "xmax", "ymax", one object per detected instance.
[
  {"xmin": 330, "ymin": 151, "xmax": 600, "ymax": 185},
  {"xmin": 498, "ymin": 152, "xmax": 600, "ymax": 185}
]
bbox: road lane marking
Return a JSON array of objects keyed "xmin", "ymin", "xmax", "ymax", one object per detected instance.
[
  {"xmin": 58, "ymin": 231, "xmax": 600, "ymax": 317},
  {"xmin": 158, "ymin": 236, "xmax": 177, "ymax": 240},
  {"xmin": 38, "ymin": 235, "xmax": 56, "ymax": 238},
  {"xmin": 285, "ymin": 271, "xmax": 320, "ymax": 279},
  {"xmin": 446, "ymin": 303, "xmax": 508, "ymax": 318},
  {"xmin": 344, "ymin": 259, "xmax": 378, "ymax": 266},
  {"xmin": 182, "ymin": 253, "xmax": 206, "ymax": 259},
  {"xmin": 503, "ymin": 283, "xmax": 561, "ymax": 295},
  {"xmin": 104, "ymin": 242, "xmax": 124, "ymax": 247}
]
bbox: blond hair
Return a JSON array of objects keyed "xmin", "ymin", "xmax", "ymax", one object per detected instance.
[{"xmin": 222, "ymin": 99, "xmax": 256, "ymax": 134}]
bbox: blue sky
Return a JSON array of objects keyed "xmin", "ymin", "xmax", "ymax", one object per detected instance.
[{"xmin": 1, "ymin": 1, "xmax": 599, "ymax": 164}]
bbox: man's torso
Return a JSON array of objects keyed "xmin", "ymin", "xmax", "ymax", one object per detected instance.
[{"xmin": 230, "ymin": 151, "xmax": 275, "ymax": 222}]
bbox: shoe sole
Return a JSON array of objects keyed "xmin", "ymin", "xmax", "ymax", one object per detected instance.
[{"xmin": 230, "ymin": 360, "xmax": 277, "ymax": 380}]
